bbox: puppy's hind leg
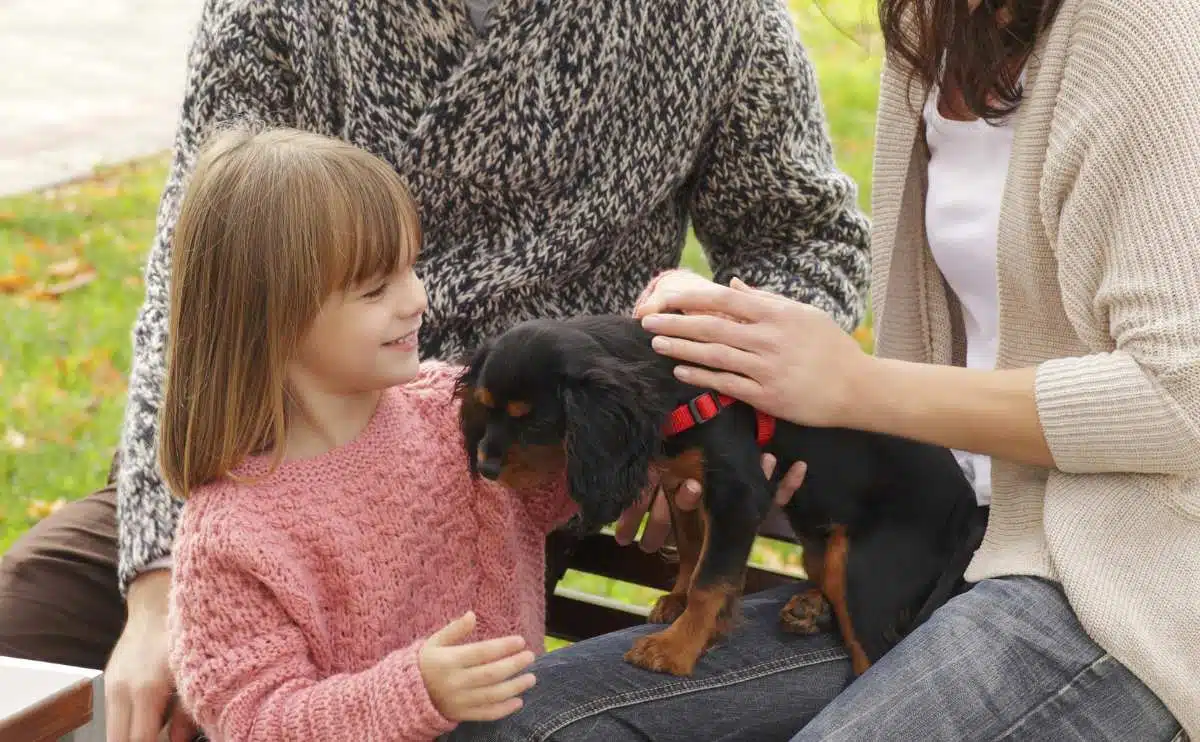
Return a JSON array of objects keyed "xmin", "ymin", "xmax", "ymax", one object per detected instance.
[{"xmin": 841, "ymin": 525, "xmax": 948, "ymax": 670}]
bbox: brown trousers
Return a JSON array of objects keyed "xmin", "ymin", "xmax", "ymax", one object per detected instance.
[{"xmin": 0, "ymin": 478, "xmax": 126, "ymax": 671}]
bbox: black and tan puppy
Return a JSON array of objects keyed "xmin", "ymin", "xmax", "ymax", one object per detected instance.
[{"xmin": 455, "ymin": 314, "xmax": 982, "ymax": 677}]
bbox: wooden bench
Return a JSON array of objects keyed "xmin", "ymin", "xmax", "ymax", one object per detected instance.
[{"xmin": 545, "ymin": 507, "xmax": 804, "ymax": 644}]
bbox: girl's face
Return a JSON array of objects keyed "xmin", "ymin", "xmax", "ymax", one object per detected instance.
[{"xmin": 289, "ymin": 265, "xmax": 428, "ymax": 395}]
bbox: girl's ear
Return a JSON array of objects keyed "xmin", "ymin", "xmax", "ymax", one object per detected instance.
[
  {"xmin": 455, "ymin": 340, "xmax": 493, "ymax": 477},
  {"xmin": 561, "ymin": 357, "xmax": 659, "ymax": 529}
]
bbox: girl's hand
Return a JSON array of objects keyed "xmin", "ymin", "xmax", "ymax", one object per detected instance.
[
  {"xmin": 418, "ymin": 612, "xmax": 536, "ymax": 722},
  {"xmin": 639, "ymin": 278, "xmax": 875, "ymax": 429}
]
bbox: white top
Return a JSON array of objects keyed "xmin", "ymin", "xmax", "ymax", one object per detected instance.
[{"xmin": 922, "ymin": 88, "xmax": 1016, "ymax": 506}]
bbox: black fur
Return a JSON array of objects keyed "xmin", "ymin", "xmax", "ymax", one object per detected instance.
[{"xmin": 456, "ymin": 314, "xmax": 983, "ymax": 674}]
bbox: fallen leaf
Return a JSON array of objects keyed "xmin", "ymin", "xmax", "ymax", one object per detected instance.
[
  {"xmin": 0, "ymin": 272, "xmax": 30, "ymax": 293},
  {"xmin": 3, "ymin": 428, "xmax": 29, "ymax": 450},
  {"xmin": 26, "ymin": 498, "xmax": 66, "ymax": 521},
  {"xmin": 13, "ymin": 253, "xmax": 32, "ymax": 271},
  {"xmin": 47, "ymin": 257, "xmax": 83, "ymax": 278},
  {"xmin": 27, "ymin": 269, "xmax": 97, "ymax": 299}
]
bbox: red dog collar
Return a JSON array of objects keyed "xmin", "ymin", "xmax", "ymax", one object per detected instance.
[{"xmin": 663, "ymin": 391, "xmax": 775, "ymax": 447}]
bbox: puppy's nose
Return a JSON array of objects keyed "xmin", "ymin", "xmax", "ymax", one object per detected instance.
[{"xmin": 478, "ymin": 457, "xmax": 503, "ymax": 480}]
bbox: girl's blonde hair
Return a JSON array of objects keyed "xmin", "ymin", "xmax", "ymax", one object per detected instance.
[{"xmin": 159, "ymin": 126, "xmax": 422, "ymax": 499}]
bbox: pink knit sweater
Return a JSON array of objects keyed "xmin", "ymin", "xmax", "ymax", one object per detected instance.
[{"xmin": 166, "ymin": 362, "xmax": 577, "ymax": 742}]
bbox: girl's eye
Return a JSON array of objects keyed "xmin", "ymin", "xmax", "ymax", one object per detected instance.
[{"xmin": 362, "ymin": 283, "xmax": 387, "ymax": 300}]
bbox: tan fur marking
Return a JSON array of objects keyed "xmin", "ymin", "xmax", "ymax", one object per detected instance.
[{"xmin": 824, "ymin": 525, "xmax": 872, "ymax": 675}]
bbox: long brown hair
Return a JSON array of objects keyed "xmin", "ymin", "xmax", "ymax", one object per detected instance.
[
  {"xmin": 879, "ymin": 0, "xmax": 1063, "ymax": 121},
  {"xmin": 159, "ymin": 126, "xmax": 422, "ymax": 499}
]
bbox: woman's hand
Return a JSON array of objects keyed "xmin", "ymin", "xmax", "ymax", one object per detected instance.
[{"xmin": 639, "ymin": 278, "xmax": 873, "ymax": 429}]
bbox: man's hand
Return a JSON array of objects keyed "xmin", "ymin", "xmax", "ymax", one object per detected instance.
[
  {"xmin": 613, "ymin": 454, "xmax": 807, "ymax": 551},
  {"xmin": 105, "ymin": 569, "xmax": 201, "ymax": 742},
  {"xmin": 418, "ymin": 612, "xmax": 536, "ymax": 722}
]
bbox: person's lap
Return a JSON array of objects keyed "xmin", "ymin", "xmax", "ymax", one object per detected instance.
[
  {"xmin": 451, "ymin": 577, "xmax": 1181, "ymax": 742},
  {"xmin": 447, "ymin": 584, "xmax": 855, "ymax": 742},
  {"xmin": 0, "ymin": 482, "xmax": 124, "ymax": 670}
]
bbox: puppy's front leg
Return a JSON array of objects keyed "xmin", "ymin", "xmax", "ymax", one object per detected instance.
[
  {"xmin": 648, "ymin": 452, "xmax": 707, "ymax": 625},
  {"xmin": 625, "ymin": 452, "xmax": 770, "ymax": 676}
]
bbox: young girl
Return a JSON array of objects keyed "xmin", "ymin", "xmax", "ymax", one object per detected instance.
[{"xmin": 160, "ymin": 126, "xmax": 578, "ymax": 741}]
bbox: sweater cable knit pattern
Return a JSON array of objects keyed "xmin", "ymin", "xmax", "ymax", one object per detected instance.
[
  {"xmin": 167, "ymin": 363, "xmax": 577, "ymax": 741},
  {"xmin": 115, "ymin": 0, "xmax": 870, "ymax": 591},
  {"xmin": 870, "ymin": 0, "xmax": 1200, "ymax": 734}
]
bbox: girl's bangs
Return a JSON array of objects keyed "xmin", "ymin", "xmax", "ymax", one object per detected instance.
[{"xmin": 328, "ymin": 164, "xmax": 422, "ymax": 292}]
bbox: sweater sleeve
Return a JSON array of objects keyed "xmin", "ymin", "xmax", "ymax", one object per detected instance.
[
  {"xmin": 512, "ymin": 476, "xmax": 578, "ymax": 535},
  {"xmin": 685, "ymin": 1, "xmax": 871, "ymax": 332},
  {"xmin": 169, "ymin": 525, "xmax": 456, "ymax": 742},
  {"xmin": 115, "ymin": 0, "xmax": 295, "ymax": 592},
  {"xmin": 1035, "ymin": 0, "xmax": 1200, "ymax": 476}
]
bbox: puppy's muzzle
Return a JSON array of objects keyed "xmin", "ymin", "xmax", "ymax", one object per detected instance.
[
  {"xmin": 472, "ymin": 441, "xmax": 501, "ymax": 477},
  {"xmin": 477, "ymin": 454, "xmax": 504, "ymax": 480}
]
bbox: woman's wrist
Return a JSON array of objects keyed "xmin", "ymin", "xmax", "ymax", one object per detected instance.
[{"xmin": 839, "ymin": 355, "xmax": 906, "ymax": 433}]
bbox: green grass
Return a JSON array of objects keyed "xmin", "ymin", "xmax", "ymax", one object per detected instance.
[{"xmin": 0, "ymin": 0, "xmax": 882, "ymax": 597}]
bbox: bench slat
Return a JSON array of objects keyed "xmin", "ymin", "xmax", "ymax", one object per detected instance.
[
  {"xmin": 546, "ymin": 589, "xmax": 647, "ymax": 643},
  {"xmin": 566, "ymin": 534, "xmax": 803, "ymax": 595}
]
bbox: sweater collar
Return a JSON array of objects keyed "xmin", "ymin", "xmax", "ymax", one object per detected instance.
[{"xmin": 228, "ymin": 387, "xmax": 409, "ymax": 491}]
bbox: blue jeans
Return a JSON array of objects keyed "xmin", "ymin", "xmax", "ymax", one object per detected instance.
[{"xmin": 448, "ymin": 576, "xmax": 1182, "ymax": 742}]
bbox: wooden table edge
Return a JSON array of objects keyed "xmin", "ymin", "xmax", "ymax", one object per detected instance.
[{"xmin": 0, "ymin": 674, "xmax": 94, "ymax": 742}]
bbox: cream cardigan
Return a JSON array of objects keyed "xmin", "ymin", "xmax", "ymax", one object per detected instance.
[{"xmin": 869, "ymin": 0, "xmax": 1200, "ymax": 733}]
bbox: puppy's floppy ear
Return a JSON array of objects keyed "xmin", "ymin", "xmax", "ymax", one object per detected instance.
[
  {"xmin": 454, "ymin": 339, "xmax": 493, "ymax": 478},
  {"xmin": 561, "ymin": 355, "xmax": 660, "ymax": 529}
]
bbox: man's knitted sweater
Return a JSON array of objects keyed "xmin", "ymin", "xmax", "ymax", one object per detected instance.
[{"xmin": 116, "ymin": 0, "xmax": 870, "ymax": 589}]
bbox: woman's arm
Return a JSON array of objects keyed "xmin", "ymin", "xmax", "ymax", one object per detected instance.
[
  {"xmin": 117, "ymin": 0, "xmax": 296, "ymax": 594},
  {"xmin": 850, "ymin": 361, "xmax": 1052, "ymax": 468},
  {"xmin": 638, "ymin": 280, "xmax": 1054, "ymax": 467},
  {"xmin": 1027, "ymin": 0, "xmax": 1200, "ymax": 477}
]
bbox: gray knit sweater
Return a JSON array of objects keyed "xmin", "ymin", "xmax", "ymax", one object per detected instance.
[{"xmin": 115, "ymin": 0, "xmax": 871, "ymax": 591}]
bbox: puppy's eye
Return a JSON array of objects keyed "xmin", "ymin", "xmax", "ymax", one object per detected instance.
[{"xmin": 506, "ymin": 401, "xmax": 532, "ymax": 418}]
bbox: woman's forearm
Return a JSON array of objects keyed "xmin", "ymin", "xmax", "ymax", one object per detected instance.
[{"xmin": 847, "ymin": 359, "xmax": 1055, "ymax": 468}]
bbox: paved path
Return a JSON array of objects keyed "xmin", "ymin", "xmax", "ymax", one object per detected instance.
[{"xmin": 0, "ymin": 0, "xmax": 204, "ymax": 197}]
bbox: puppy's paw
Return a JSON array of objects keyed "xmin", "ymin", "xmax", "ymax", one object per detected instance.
[
  {"xmin": 624, "ymin": 632, "xmax": 700, "ymax": 676},
  {"xmin": 648, "ymin": 592, "xmax": 687, "ymax": 624},
  {"xmin": 780, "ymin": 588, "xmax": 831, "ymax": 635}
]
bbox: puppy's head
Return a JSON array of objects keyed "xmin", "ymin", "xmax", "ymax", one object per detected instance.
[{"xmin": 455, "ymin": 319, "xmax": 661, "ymax": 529}]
